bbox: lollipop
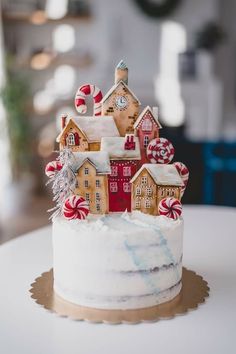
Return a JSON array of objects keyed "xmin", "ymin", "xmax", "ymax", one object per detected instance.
[
  {"xmin": 45, "ymin": 161, "xmax": 62, "ymax": 178},
  {"xmin": 63, "ymin": 195, "xmax": 89, "ymax": 220},
  {"xmin": 75, "ymin": 84, "xmax": 103, "ymax": 116},
  {"xmin": 147, "ymin": 138, "xmax": 174, "ymax": 164},
  {"xmin": 158, "ymin": 197, "xmax": 182, "ymax": 220},
  {"xmin": 173, "ymin": 162, "xmax": 189, "ymax": 197}
]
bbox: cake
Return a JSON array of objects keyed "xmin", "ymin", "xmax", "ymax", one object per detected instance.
[{"xmin": 46, "ymin": 61, "xmax": 189, "ymax": 311}]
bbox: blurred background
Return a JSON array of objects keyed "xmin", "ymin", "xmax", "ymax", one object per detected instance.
[{"xmin": 0, "ymin": 0, "xmax": 236, "ymax": 243}]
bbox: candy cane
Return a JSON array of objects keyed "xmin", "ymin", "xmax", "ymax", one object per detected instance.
[
  {"xmin": 45, "ymin": 161, "xmax": 62, "ymax": 178},
  {"xmin": 75, "ymin": 84, "xmax": 103, "ymax": 116},
  {"xmin": 63, "ymin": 195, "xmax": 89, "ymax": 220},
  {"xmin": 173, "ymin": 162, "xmax": 189, "ymax": 197},
  {"xmin": 147, "ymin": 137, "xmax": 175, "ymax": 164},
  {"xmin": 158, "ymin": 197, "xmax": 182, "ymax": 220}
]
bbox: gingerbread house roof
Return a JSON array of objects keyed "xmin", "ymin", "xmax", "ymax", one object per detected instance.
[
  {"xmin": 100, "ymin": 137, "xmax": 141, "ymax": 160},
  {"xmin": 133, "ymin": 106, "xmax": 162, "ymax": 129},
  {"xmin": 101, "ymin": 81, "xmax": 141, "ymax": 105},
  {"xmin": 56, "ymin": 116, "xmax": 120, "ymax": 143},
  {"xmin": 73, "ymin": 151, "xmax": 111, "ymax": 174},
  {"xmin": 130, "ymin": 164, "xmax": 184, "ymax": 186}
]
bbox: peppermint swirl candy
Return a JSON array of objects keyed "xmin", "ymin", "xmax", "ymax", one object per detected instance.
[
  {"xmin": 173, "ymin": 162, "xmax": 189, "ymax": 197},
  {"xmin": 147, "ymin": 137, "xmax": 175, "ymax": 164},
  {"xmin": 63, "ymin": 195, "xmax": 89, "ymax": 220},
  {"xmin": 45, "ymin": 161, "xmax": 62, "ymax": 178},
  {"xmin": 158, "ymin": 197, "xmax": 182, "ymax": 220}
]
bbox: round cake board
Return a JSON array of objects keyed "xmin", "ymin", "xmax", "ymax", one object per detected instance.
[{"xmin": 29, "ymin": 267, "xmax": 209, "ymax": 324}]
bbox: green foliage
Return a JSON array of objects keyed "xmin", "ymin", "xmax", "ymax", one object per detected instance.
[{"xmin": 1, "ymin": 64, "xmax": 32, "ymax": 180}]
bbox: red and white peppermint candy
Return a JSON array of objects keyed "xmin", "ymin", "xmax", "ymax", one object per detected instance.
[
  {"xmin": 45, "ymin": 161, "xmax": 62, "ymax": 178},
  {"xmin": 63, "ymin": 195, "xmax": 89, "ymax": 220},
  {"xmin": 147, "ymin": 138, "xmax": 174, "ymax": 164},
  {"xmin": 173, "ymin": 162, "xmax": 189, "ymax": 197},
  {"xmin": 75, "ymin": 84, "xmax": 103, "ymax": 116},
  {"xmin": 158, "ymin": 197, "xmax": 182, "ymax": 220}
]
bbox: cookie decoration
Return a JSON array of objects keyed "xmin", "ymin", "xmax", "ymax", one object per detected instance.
[
  {"xmin": 158, "ymin": 197, "xmax": 182, "ymax": 220},
  {"xmin": 147, "ymin": 137, "xmax": 174, "ymax": 164},
  {"xmin": 45, "ymin": 161, "xmax": 62, "ymax": 178},
  {"xmin": 173, "ymin": 162, "xmax": 189, "ymax": 197},
  {"xmin": 75, "ymin": 84, "xmax": 103, "ymax": 116},
  {"xmin": 63, "ymin": 195, "xmax": 89, "ymax": 220}
]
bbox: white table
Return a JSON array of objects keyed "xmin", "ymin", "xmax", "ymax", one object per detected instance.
[{"xmin": 0, "ymin": 205, "xmax": 235, "ymax": 354}]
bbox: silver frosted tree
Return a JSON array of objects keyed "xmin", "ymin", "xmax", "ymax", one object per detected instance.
[{"xmin": 47, "ymin": 148, "xmax": 77, "ymax": 219}]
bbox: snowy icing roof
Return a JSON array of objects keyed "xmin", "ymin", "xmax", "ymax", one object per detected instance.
[
  {"xmin": 101, "ymin": 81, "xmax": 141, "ymax": 105},
  {"xmin": 133, "ymin": 106, "xmax": 162, "ymax": 129},
  {"xmin": 57, "ymin": 116, "xmax": 120, "ymax": 143},
  {"xmin": 73, "ymin": 151, "xmax": 111, "ymax": 174},
  {"xmin": 130, "ymin": 164, "xmax": 184, "ymax": 186},
  {"xmin": 116, "ymin": 60, "xmax": 128, "ymax": 70},
  {"xmin": 100, "ymin": 137, "xmax": 141, "ymax": 160}
]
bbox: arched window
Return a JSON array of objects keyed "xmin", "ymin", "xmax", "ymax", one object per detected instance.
[
  {"xmin": 142, "ymin": 118, "xmax": 152, "ymax": 131},
  {"xmin": 67, "ymin": 133, "xmax": 75, "ymax": 145}
]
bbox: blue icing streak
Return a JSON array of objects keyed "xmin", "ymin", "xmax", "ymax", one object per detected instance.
[{"xmin": 116, "ymin": 60, "xmax": 128, "ymax": 70}]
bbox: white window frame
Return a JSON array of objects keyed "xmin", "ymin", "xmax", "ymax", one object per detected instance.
[
  {"xmin": 95, "ymin": 179, "xmax": 100, "ymax": 188},
  {"xmin": 143, "ymin": 135, "xmax": 149, "ymax": 148},
  {"xmin": 110, "ymin": 182, "xmax": 118, "ymax": 193},
  {"xmin": 141, "ymin": 176, "xmax": 147, "ymax": 185},
  {"xmin": 96, "ymin": 203, "xmax": 101, "ymax": 211},
  {"xmin": 85, "ymin": 193, "xmax": 90, "ymax": 202},
  {"xmin": 142, "ymin": 118, "xmax": 152, "ymax": 131},
  {"xmin": 95, "ymin": 192, "xmax": 100, "ymax": 201},
  {"xmin": 145, "ymin": 199, "xmax": 151, "ymax": 208},
  {"xmin": 68, "ymin": 133, "xmax": 75, "ymax": 146},
  {"xmin": 111, "ymin": 165, "xmax": 118, "ymax": 176},
  {"xmin": 136, "ymin": 187, "xmax": 141, "ymax": 196},
  {"xmin": 135, "ymin": 200, "xmax": 141, "ymax": 209},
  {"xmin": 146, "ymin": 187, "xmax": 152, "ymax": 196},
  {"xmin": 84, "ymin": 167, "xmax": 89, "ymax": 175},
  {"xmin": 123, "ymin": 166, "xmax": 131, "ymax": 177},
  {"xmin": 123, "ymin": 182, "xmax": 131, "ymax": 193},
  {"xmin": 84, "ymin": 180, "xmax": 89, "ymax": 188}
]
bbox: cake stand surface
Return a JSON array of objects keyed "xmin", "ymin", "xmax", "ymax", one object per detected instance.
[{"xmin": 0, "ymin": 205, "xmax": 235, "ymax": 354}]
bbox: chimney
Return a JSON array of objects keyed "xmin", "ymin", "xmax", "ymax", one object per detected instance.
[
  {"xmin": 124, "ymin": 134, "xmax": 136, "ymax": 150},
  {"xmin": 152, "ymin": 106, "xmax": 159, "ymax": 121},
  {"xmin": 61, "ymin": 113, "xmax": 68, "ymax": 130},
  {"xmin": 115, "ymin": 60, "xmax": 128, "ymax": 85}
]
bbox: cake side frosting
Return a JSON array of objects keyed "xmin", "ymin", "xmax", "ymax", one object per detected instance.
[{"xmin": 52, "ymin": 212, "xmax": 183, "ymax": 310}]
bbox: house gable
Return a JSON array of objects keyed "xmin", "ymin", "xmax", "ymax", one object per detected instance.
[
  {"xmin": 101, "ymin": 80, "xmax": 141, "ymax": 105},
  {"xmin": 134, "ymin": 106, "xmax": 162, "ymax": 130}
]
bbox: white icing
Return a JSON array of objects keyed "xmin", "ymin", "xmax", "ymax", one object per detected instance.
[
  {"xmin": 52, "ymin": 212, "xmax": 183, "ymax": 309},
  {"xmin": 73, "ymin": 151, "xmax": 111, "ymax": 174},
  {"xmin": 101, "ymin": 137, "xmax": 141, "ymax": 159}
]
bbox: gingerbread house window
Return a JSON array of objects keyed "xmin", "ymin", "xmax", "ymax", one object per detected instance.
[
  {"xmin": 96, "ymin": 179, "xmax": 100, "ymax": 188},
  {"xmin": 68, "ymin": 133, "xmax": 75, "ymax": 145},
  {"xmin": 84, "ymin": 180, "xmax": 89, "ymax": 188},
  {"xmin": 142, "ymin": 118, "xmax": 152, "ymax": 131},
  {"xmin": 123, "ymin": 166, "xmax": 131, "ymax": 176},
  {"xmin": 96, "ymin": 203, "xmax": 101, "ymax": 211},
  {"xmin": 84, "ymin": 167, "xmax": 89, "ymax": 175},
  {"xmin": 95, "ymin": 192, "xmax": 100, "ymax": 201},
  {"xmin": 111, "ymin": 166, "xmax": 118, "ymax": 176},
  {"xmin": 136, "ymin": 187, "xmax": 141, "ymax": 196},
  {"xmin": 123, "ymin": 182, "xmax": 131, "ymax": 193},
  {"xmin": 110, "ymin": 182, "xmax": 118, "ymax": 193},
  {"xmin": 85, "ymin": 193, "xmax": 90, "ymax": 202},
  {"xmin": 146, "ymin": 187, "xmax": 152, "ymax": 196},
  {"xmin": 141, "ymin": 176, "xmax": 147, "ymax": 185},
  {"xmin": 135, "ymin": 201, "xmax": 141, "ymax": 209},
  {"xmin": 143, "ymin": 135, "xmax": 149, "ymax": 148},
  {"xmin": 145, "ymin": 200, "xmax": 151, "ymax": 208}
]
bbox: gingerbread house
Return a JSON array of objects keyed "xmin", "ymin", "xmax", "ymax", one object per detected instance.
[
  {"xmin": 101, "ymin": 134, "xmax": 141, "ymax": 212},
  {"xmin": 56, "ymin": 116, "xmax": 119, "ymax": 152},
  {"xmin": 134, "ymin": 106, "xmax": 162, "ymax": 164},
  {"xmin": 101, "ymin": 61, "xmax": 141, "ymax": 137},
  {"xmin": 73, "ymin": 151, "xmax": 111, "ymax": 214},
  {"xmin": 130, "ymin": 164, "xmax": 184, "ymax": 215}
]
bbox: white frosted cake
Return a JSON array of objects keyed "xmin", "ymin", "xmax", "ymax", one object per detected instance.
[
  {"xmin": 52, "ymin": 212, "xmax": 183, "ymax": 310},
  {"xmin": 45, "ymin": 61, "xmax": 189, "ymax": 312}
]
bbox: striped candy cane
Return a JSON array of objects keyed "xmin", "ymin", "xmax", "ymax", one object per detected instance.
[{"xmin": 75, "ymin": 84, "xmax": 103, "ymax": 116}]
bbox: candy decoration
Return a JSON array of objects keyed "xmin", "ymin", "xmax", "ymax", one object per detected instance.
[
  {"xmin": 75, "ymin": 84, "xmax": 103, "ymax": 116},
  {"xmin": 45, "ymin": 161, "xmax": 62, "ymax": 178},
  {"xmin": 158, "ymin": 197, "xmax": 182, "ymax": 220},
  {"xmin": 63, "ymin": 195, "xmax": 89, "ymax": 220},
  {"xmin": 147, "ymin": 137, "xmax": 174, "ymax": 164},
  {"xmin": 173, "ymin": 162, "xmax": 189, "ymax": 197}
]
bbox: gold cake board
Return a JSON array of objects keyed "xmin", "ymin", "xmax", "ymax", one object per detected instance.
[{"xmin": 29, "ymin": 268, "xmax": 209, "ymax": 324}]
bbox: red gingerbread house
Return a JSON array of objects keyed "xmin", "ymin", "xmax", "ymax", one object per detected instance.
[
  {"xmin": 100, "ymin": 134, "xmax": 141, "ymax": 212},
  {"xmin": 134, "ymin": 106, "xmax": 162, "ymax": 164}
]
